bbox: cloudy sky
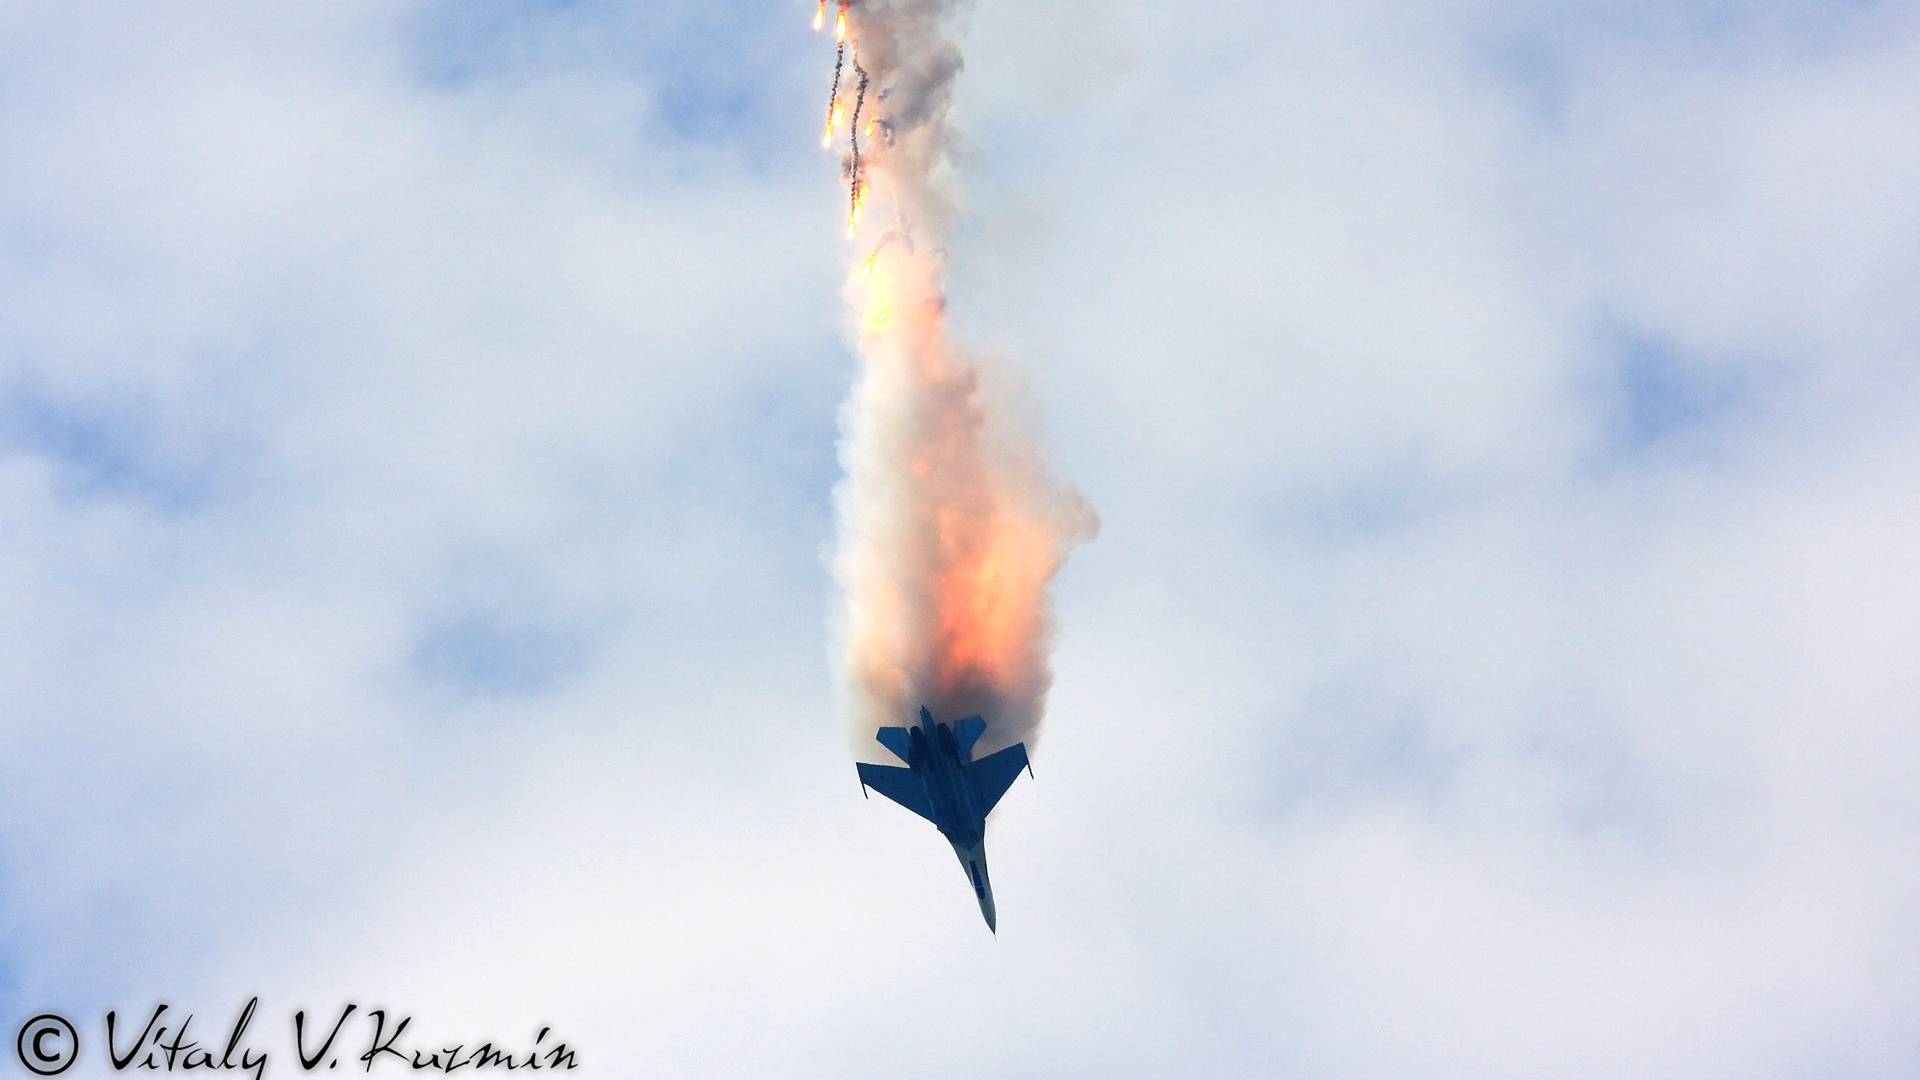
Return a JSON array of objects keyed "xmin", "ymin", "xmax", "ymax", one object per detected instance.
[{"xmin": 1, "ymin": 0, "xmax": 1917, "ymax": 1076}]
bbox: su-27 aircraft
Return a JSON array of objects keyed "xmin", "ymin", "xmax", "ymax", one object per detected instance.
[{"xmin": 857, "ymin": 707, "xmax": 1032, "ymax": 932}]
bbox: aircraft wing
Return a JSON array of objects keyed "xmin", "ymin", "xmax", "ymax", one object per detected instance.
[
  {"xmin": 968, "ymin": 742, "xmax": 1030, "ymax": 816},
  {"xmin": 856, "ymin": 762, "xmax": 936, "ymax": 823}
]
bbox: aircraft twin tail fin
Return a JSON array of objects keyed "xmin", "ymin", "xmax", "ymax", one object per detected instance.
[{"xmin": 951, "ymin": 715, "xmax": 987, "ymax": 760}]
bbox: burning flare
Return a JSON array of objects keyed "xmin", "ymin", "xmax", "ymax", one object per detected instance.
[{"xmin": 819, "ymin": 0, "xmax": 1096, "ymax": 756}]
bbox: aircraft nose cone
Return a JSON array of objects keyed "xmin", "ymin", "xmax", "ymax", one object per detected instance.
[{"xmin": 954, "ymin": 840, "xmax": 998, "ymax": 933}]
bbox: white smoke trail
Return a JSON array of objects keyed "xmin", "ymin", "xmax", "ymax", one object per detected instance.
[{"xmin": 822, "ymin": 0, "xmax": 1097, "ymax": 757}]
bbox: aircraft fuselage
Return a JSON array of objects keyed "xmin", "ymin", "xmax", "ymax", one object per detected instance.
[{"xmin": 856, "ymin": 707, "xmax": 1032, "ymax": 932}]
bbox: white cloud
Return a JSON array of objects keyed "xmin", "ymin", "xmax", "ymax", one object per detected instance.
[{"xmin": 0, "ymin": 1, "xmax": 1916, "ymax": 1077}]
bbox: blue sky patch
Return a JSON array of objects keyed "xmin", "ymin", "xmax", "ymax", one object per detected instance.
[
  {"xmin": 1600, "ymin": 329, "xmax": 1744, "ymax": 453},
  {"xmin": 410, "ymin": 608, "xmax": 597, "ymax": 698},
  {"xmin": 407, "ymin": 0, "xmax": 824, "ymax": 164},
  {"xmin": 0, "ymin": 383, "xmax": 243, "ymax": 512}
]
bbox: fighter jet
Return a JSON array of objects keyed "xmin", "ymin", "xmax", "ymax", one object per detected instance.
[{"xmin": 857, "ymin": 706, "xmax": 1032, "ymax": 932}]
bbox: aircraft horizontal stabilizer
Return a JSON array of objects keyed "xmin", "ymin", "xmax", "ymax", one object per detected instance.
[{"xmin": 875, "ymin": 726, "xmax": 914, "ymax": 765}]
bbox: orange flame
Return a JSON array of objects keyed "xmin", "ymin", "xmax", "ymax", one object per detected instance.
[
  {"xmin": 926, "ymin": 507, "xmax": 1057, "ymax": 702},
  {"xmin": 827, "ymin": 0, "xmax": 1096, "ymax": 751},
  {"xmin": 812, "ymin": 0, "xmax": 825, "ymax": 31}
]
